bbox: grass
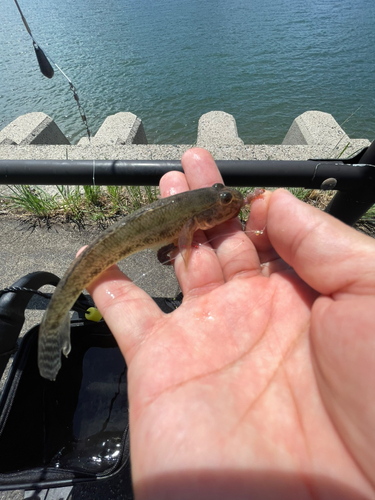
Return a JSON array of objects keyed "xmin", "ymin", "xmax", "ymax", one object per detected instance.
[
  {"xmin": 360, "ymin": 203, "xmax": 375, "ymax": 220},
  {"xmin": 57, "ymin": 185, "xmax": 84, "ymax": 220},
  {"xmin": 2, "ymin": 184, "xmax": 374, "ymax": 229},
  {"xmin": 5, "ymin": 185, "xmax": 60, "ymax": 218},
  {"xmin": 2, "ymin": 184, "xmax": 160, "ymax": 224}
]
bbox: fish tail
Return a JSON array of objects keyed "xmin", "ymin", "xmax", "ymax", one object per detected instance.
[{"xmin": 38, "ymin": 312, "xmax": 71, "ymax": 381}]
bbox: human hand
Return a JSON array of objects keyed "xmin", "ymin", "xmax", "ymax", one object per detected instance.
[{"xmin": 86, "ymin": 148, "xmax": 375, "ymax": 500}]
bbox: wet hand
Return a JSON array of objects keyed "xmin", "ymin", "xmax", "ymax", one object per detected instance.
[{"xmin": 86, "ymin": 148, "xmax": 375, "ymax": 500}]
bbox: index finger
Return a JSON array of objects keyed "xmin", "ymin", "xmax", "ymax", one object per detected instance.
[
  {"xmin": 160, "ymin": 148, "xmax": 264, "ymax": 294},
  {"xmin": 159, "ymin": 148, "xmax": 226, "ymax": 295},
  {"xmin": 181, "ymin": 147, "xmax": 224, "ymax": 189},
  {"xmin": 159, "ymin": 148, "xmax": 223, "ymax": 198}
]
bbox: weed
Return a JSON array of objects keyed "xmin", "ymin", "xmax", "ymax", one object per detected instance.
[
  {"xmin": 106, "ymin": 185, "xmax": 124, "ymax": 212},
  {"xmin": 3, "ymin": 183, "xmax": 160, "ymax": 222},
  {"xmin": 57, "ymin": 185, "xmax": 84, "ymax": 220},
  {"xmin": 4, "ymin": 184, "xmax": 372, "ymax": 228},
  {"xmin": 363, "ymin": 204, "xmax": 375, "ymax": 219},
  {"xmin": 144, "ymin": 185, "xmax": 159, "ymax": 204},
  {"xmin": 125, "ymin": 186, "xmax": 143, "ymax": 210},
  {"xmin": 83, "ymin": 185, "xmax": 102, "ymax": 207},
  {"xmin": 4, "ymin": 185, "xmax": 59, "ymax": 218},
  {"xmin": 288, "ymin": 187, "xmax": 311, "ymax": 201}
]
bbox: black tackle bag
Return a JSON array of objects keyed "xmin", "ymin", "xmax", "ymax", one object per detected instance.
[{"xmin": 0, "ymin": 271, "xmax": 134, "ymax": 497}]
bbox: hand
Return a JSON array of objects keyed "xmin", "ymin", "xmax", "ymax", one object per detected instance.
[{"xmin": 86, "ymin": 148, "xmax": 375, "ymax": 500}]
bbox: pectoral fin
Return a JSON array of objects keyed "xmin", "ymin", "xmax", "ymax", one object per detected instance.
[
  {"xmin": 178, "ymin": 218, "xmax": 198, "ymax": 268},
  {"xmin": 157, "ymin": 243, "xmax": 178, "ymax": 265}
]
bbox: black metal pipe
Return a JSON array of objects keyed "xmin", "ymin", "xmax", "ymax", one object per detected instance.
[
  {"xmin": 0, "ymin": 159, "xmax": 374, "ymax": 189},
  {"xmin": 1, "ymin": 156, "xmax": 375, "ymax": 224},
  {"xmin": 325, "ymin": 140, "xmax": 375, "ymax": 224}
]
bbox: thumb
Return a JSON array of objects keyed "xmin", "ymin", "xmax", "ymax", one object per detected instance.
[{"xmin": 266, "ymin": 189, "xmax": 375, "ymax": 296}]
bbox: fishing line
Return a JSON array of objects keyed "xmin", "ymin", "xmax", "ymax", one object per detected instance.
[
  {"xmin": 131, "ymin": 227, "xmax": 267, "ymax": 287},
  {"xmin": 131, "ymin": 253, "xmax": 177, "ymax": 287},
  {"xmin": 13, "ymin": 0, "xmax": 91, "ymax": 140},
  {"xmin": 92, "ymin": 160, "xmax": 96, "ymax": 187}
]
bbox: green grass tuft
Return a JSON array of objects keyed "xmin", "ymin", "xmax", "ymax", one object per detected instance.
[
  {"xmin": 4, "ymin": 186, "xmax": 59, "ymax": 218},
  {"xmin": 3, "ymin": 184, "xmax": 160, "ymax": 223}
]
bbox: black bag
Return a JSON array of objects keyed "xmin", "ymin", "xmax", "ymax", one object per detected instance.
[{"xmin": 0, "ymin": 272, "xmax": 133, "ymax": 498}]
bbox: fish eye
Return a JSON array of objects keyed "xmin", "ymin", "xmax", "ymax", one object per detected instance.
[
  {"xmin": 212, "ymin": 183, "xmax": 224, "ymax": 189},
  {"xmin": 219, "ymin": 191, "xmax": 233, "ymax": 204}
]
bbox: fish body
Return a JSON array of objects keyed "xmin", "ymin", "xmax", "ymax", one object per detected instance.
[{"xmin": 38, "ymin": 183, "xmax": 244, "ymax": 380}]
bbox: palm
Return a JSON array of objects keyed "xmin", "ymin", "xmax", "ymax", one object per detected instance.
[{"xmin": 87, "ymin": 149, "xmax": 375, "ymax": 499}]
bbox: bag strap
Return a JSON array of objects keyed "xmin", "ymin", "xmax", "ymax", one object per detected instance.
[{"xmin": 0, "ymin": 271, "xmax": 60, "ymax": 378}]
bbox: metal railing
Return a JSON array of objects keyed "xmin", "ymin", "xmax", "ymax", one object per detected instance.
[{"xmin": 0, "ymin": 138, "xmax": 374, "ymax": 225}]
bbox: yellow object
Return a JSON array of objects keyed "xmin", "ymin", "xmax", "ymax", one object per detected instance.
[{"xmin": 85, "ymin": 307, "xmax": 103, "ymax": 322}]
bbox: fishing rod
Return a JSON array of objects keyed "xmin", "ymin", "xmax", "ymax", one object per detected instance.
[{"xmin": 13, "ymin": 0, "xmax": 91, "ymax": 140}]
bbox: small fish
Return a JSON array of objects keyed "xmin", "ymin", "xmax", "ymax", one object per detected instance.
[{"xmin": 38, "ymin": 183, "xmax": 245, "ymax": 381}]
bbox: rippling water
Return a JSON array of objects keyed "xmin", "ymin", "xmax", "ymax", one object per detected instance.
[{"xmin": 1, "ymin": 0, "xmax": 374, "ymax": 144}]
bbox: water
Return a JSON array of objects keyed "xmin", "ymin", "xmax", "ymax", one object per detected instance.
[{"xmin": 1, "ymin": 0, "xmax": 375, "ymax": 145}]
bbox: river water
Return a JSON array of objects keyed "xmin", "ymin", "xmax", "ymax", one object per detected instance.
[{"xmin": 1, "ymin": 0, "xmax": 374, "ymax": 144}]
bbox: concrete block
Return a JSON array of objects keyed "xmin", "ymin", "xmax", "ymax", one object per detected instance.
[
  {"xmin": 0, "ymin": 112, "xmax": 70, "ymax": 145},
  {"xmin": 281, "ymin": 110, "xmax": 372, "ymax": 157},
  {"xmin": 0, "ymin": 138, "xmax": 17, "ymax": 146},
  {"xmin": 196, "ymin": 111, "xmax": 244, "ymax": 148},
  {"xmin": 78, "ymin": 112, "xmax": 147, "ymax": 146},
  {"xmin": 282, "ymin": 110, "xmax": 349, "ymax": 146}
]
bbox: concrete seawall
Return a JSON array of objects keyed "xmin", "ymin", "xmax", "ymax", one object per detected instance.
[{"xmin": 0, "ymin": 110, "xmax": 370, "ymax": 164}]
